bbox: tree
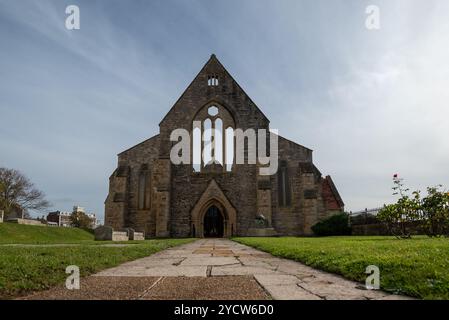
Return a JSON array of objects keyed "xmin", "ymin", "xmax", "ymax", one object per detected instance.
[
  {"xmin": 378, "ymin": 175, "xmax": 420, "ymax": 239},
  {"xmin": 70, "ymin": 210, "xmax": 93, "ymax": 229},
  {"xmin": 0, "ymin": 167, "xmax": 51, "ymax": 218},
  {"xmin": 421, "ymin": 186, "xmax": 449, "ymax": 237},
  {"xmin": 378, "ymin": 174, "xmax": 449, "ymax": 238}
]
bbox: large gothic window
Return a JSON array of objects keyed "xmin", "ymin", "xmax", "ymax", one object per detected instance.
[
  {"xmin": 278, "ymin": 160, "xmax": 291, "ymax": 207},
  {"xmin": 192, "ymin": 104, "xmax": 235, "ymax": 172}
]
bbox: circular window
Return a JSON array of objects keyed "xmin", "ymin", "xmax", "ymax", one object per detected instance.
[{"xmin": 208, "ymin": 106, "xmax": 218, "ymax": 116}]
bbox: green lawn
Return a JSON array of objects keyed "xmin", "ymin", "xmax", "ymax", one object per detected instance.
[
  {"xmin": 233, "ymin": 236, "xmax": 449, "ymax": 300},
  {"xmin": 0, "ymin": 238, "xmax": 194, "ymax": 299},
  {"xmin": 0, "ymin": 223, "xmax": 94, "ymax": 244},
  {"xmin": 0, "ymin": 223, "xmax": 194, "ymax": 299}
]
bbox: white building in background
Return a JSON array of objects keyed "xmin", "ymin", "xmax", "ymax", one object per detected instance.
[{"xmin": 46, "ymin": 205, "xmax": 98, "ymax": 229}]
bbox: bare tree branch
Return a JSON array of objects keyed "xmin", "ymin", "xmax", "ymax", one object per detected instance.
[{"xmin": 0, "ymin": 167, "xmax": 51, "ymax": 217}]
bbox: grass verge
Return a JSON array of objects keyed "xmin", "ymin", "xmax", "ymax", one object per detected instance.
[
  {"xmin": 0, "ymin": 238, "xmax": 194, "ymax": 299},
  {"xmin": 233, "ymin": 236, "xmax": 449, "ymax": 300},
  {"xmin": 0, "ymin": 223, "xmax": 94, "ymax": 244}
]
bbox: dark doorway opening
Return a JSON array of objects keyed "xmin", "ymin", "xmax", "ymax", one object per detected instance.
[{"xmin": 203, "ymin": 205, "xmax": 224, "ymax": 238}]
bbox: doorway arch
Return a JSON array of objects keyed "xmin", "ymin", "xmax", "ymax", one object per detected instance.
[
  {"xmin": 190, "ymin": 180, "xmax": 237, "ymax": 238},
  {"xmin": 203, "ymin": 205, "xmax": 224, "ymax": 237}
]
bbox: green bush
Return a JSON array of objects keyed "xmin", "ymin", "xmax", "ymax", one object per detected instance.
[{"xmin": 311, "ymin": 213, "xmax": 352, "ymax": 236}]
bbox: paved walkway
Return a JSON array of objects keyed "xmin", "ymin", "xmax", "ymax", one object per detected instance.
[{"xmin": 23, "ymin": 239, "xmax": 411, "ymax": 300}]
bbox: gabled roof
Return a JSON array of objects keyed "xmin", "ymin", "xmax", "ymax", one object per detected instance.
[
  {"xmin": 278, "ymin": 134, "xmax": 313, "ymax": 152},
  {"xmin": 117, "ymin": 134, "xmax": 159, "ymax": 156},
  {"xmin": 159, "ymin": 54, "xmax": 269, "ymax": 125},
  {"xmin": 324, "ymin": 175, "xmax": 345, "ymax": 208}
]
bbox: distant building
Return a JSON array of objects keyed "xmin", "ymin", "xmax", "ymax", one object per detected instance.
[
  {"xmin": 46, "ymin": 205, "xmax": 98, "ymax": 229},
  {"xmin": 73, "ymin": 206, "xmax": 98, "ymax": 228},
  {"xmin": 86, "ymin": 214, "xmax": 98, "ymax": 229},
  {"xmin": 46, "ymin": 211, "xmax": 72, "ymax": 227},
  {"xmin": 73, "ymin": 206, "xmax": 85, "ymax": 213}
]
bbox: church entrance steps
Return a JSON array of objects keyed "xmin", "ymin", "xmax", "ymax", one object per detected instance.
[{"xmin": 21, "ymin": 239, "xmax": 413, "ymax": 300}]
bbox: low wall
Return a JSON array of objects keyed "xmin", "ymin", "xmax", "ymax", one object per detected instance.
[
  {"xmin": 351, "ymin": 224, "xmax": 389, "ymax": 236},
  {"xmin": 7, "ymin": 218, "xmax": 44, "ymax": 226},
  {"xmin": 352, "ymin": 221, "xmax": 423, "ymax": 236},
  {"xmin": 246, "ymin": 228, "xmax": 278, "ymax": 237},
  {"xmin": 112, "ymin": 231, "xmax": 129, "ymax": 241},
  {"xmin": 124, "ymin": 228, "xmax": 145, "ymax": 241}
]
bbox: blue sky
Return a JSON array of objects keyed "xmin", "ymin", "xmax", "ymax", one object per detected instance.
[{"xmin": 1, "ymin": 0, "xmax": 448, "ymax": 221}]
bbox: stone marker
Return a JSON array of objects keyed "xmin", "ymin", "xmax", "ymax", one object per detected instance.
[
  {"xmin": 95, "ymin": 225, "xmax": 129, "ymax": 241},
  {"xmin": 125, "ymin": 228, "xmax": 145, "ymax": 241}
]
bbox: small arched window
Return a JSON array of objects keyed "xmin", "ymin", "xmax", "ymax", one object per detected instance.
[{"xmin": 208, "ymin": 75, "xmax": 219, "ymax": 86}]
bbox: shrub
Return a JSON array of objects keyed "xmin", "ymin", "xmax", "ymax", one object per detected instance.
[
  {"xmin": 379, "ymin": 175, "xmax": 449, "ymax": 238},
  {"xmin": 311, "ymin": 213, "xmax": 352, "ymax": 236},
  {"xmin": 421, "ymin": 186, "xmax": 449, "ymax": 237}
]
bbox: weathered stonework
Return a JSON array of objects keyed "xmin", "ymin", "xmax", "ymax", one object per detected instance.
[
  {"xmin": 94, "ymin": 225, "xmax": 130, "ymax": 241},
  {"xmin": 104, "ymin": 55, "xmax": 344, "ymax": 238}
]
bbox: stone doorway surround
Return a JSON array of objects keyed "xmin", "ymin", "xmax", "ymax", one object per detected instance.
[
  {"xmin": 190, "ymin": 179, "xmax": 237, "ymax": 238},
  {"xmin": 203, "ymin": 205, "xmax": 224, "ymax": 238}
]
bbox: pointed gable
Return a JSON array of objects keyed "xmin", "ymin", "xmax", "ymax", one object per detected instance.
[
  {"xmin": 159, "ymin": 54, "xmax": 269, "ymax": 129},
  {"xmin": 322, "ymin": 175, "xmax": 345, "ymax": 211}
]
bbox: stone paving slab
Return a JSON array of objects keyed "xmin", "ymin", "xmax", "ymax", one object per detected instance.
[
  {"xmin": 95, "ymin": 265, "xmax": 208, "ymax": 277},
  {"xmin": 141, "ymin": 276, "xmax": 270, "ymax": 300},
  {"xmin": 181, "ymin": 256, "xmax": 239, "ymax": 266},
  {"xmin": 262, "ymin": 284, "xmax": 321, "ymax": 300},
  {"xmin": 212, "ymin": 265, "xmax": 279, "ymax": 276},
  {"xmin": 21, "ymin": 277, "xmax": 160, "ymax": 300}
]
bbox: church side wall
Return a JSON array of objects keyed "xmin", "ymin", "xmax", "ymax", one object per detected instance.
[
  {"xmin": 271, "ymin": 136, "xmax": 316, "ymax": 235},
  {"xmin": 105, "ymin": 135, "xmax": 160, "ymax": 236}
]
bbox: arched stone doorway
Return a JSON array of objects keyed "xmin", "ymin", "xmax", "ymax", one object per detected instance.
[
  {"xmin": 203, "ymin": 205, "xmax": 224, "ymax": 237},
  {"xmin": 190, "ymin": 180, "xmax": 237, "ymax": 238}
]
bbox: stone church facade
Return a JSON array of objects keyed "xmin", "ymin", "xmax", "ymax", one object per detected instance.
[{"xmin": 104, "ymin": 55, "xmax": 344, "ymax": 238}]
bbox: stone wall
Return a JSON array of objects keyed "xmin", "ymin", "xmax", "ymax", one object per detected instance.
[
  {"xmin": 158, "ymin": 56, "xmax": 270, "ymax": 237},
  {"xmin": 352, "ymin": 224, "xmax": 389, "ymax": 236},
  {"xmin": 270, "ymin": 137, "xmax": 323, "ymax": 236},
  {"xmin": 94, "ymin": 226, "xmax": 130, "ymax": 241},
  {"xmin": 8, "ymin": 218, "xmax": 44, "ymax": 226},
  {"xmin": 105, "ymin": 135, "xmax": 160, "ymax": 235}
]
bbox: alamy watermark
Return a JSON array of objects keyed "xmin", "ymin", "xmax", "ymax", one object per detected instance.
[
  {"xmin": 365, "ymin": 265, "xmax": 380, "ymax": 290},
  {"xmin": 170, "ymin": 126, "xmax": 279, "ymax": 176},
  {"xmin": 365, "ymin": 5, "xmax": 380, "ymax": 30},
  {"xmin": 65, "ymin": 265, "xmax": 80, "ymax": 290},
  {"xmin": 65, "ymin": 5, "xmax": 80, "ymax": 30}
]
